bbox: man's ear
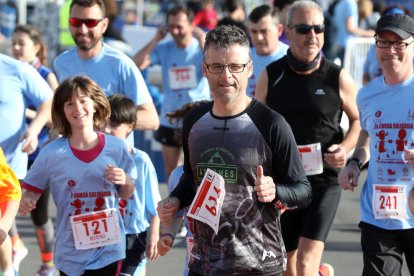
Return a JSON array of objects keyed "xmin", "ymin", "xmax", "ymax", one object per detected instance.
[{"xmin": 202, "ymin": 62, "xmax": 207, "ymax": 77}]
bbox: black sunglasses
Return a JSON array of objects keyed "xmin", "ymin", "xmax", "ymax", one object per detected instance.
[
  {"xmin": 69, "ymin": 18, "xmax": 103, "ymax": 28},
  {"xmin": 290, "ymin": 24, "xmax": 325, "ymax": 34}
]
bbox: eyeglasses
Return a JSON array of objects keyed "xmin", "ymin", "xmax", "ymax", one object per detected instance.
[
  {"xmin": 69, "ymin": 18, "xmax": 103, "ymax": 28},
  {"xmin": 204, "ymin": 62, "xmax": 250, "ymax": 74},
  {"xmin": 289, "ymin": 24, "xmax": 325, "ymax": 34},
  {"xmin": 375, "ymin": 39, "xmax": 414, "ymax": 50}
]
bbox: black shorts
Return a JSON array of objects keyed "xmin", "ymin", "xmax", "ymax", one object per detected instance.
[
  {"xmin": 359, "ymin": 221, "xmax": 414, "ymax": 276},
  {"xmin": 120, "ymin": 231, "xmax": 147, "ymax": 275},
  {"xmin": 59, "ymin": 260, "xmax": 121, "ymax": 276},
  {"xmin": 281, "ymin": 184, "xmax": 341, "ymax": 251},
  {"xmin": 155, "ymin": 126, "xmax": 182, "ymax": 147}
]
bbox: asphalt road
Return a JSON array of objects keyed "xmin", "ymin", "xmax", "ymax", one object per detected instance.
[{"xmin": 17, "ymin": 169, "xmax": 409, "ymax": 276}]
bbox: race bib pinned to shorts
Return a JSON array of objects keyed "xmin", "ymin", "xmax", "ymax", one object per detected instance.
[
  {"xmin": 187, "ymin": 169, "xmax": 225, "ymax": 234},
  {"xmin": 372, "ymin": 185, "xmax": 409, "ymax": 220},
  {"xmin": 70, "ymin": 208, "xmax": 122, "ymax": 250},
  {"xmin": 169, "ymin": 65, "xmax": 197, "ymax": 90},
  {"xmin": 298, "ymin": 143, "xmax": 323, "ymax": 175}
]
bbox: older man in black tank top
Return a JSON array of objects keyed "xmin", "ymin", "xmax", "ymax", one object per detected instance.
[{"xmin": 256, "ymin": 1, "xmax": 360, "ymax": 276}]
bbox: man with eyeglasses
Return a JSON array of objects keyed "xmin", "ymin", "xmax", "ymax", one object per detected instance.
[
  {"xmin": 157, "ymin": 25, "xmax": 312, "ymax": 276},
  {"xmin": 339, "ymin": 13, "xmax": 414, "ymax": 275},
  {"xmin": 247, "ymin": 5, "xmax": 288, "ymax": 98},
  {"xmin": 53, "ymin": 0, "xmax": 159, "ymax": 134},
  {"xmin": 133, "ymin": 6, "xmax": 211, "ymax": 181},
  {"xmin": 256, "ymin": 1, "xmax": 360, "ymax": 275}
]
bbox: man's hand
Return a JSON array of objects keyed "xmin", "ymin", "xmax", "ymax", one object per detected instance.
[
  {"xmin": 338, "ymin": 163, "xmax": 360, "ymax": 191},
  {"xmin": 254, "ymin": 165, "xmax": 276, "ymax": 202},
  {"xmin": 20, "ymin": 130, "xmax": 39, "ymax": 154},
  {"xmin": 404, "ymin": 149, "xmax": 414, "ymax": 169},
  {"xmin": 155, "ymin": 25, "xmax": 169, "ymax": 42},
  {"xmin": 157, "ymin": 235, "xmax": 174, "ymax": 256},
  {"xmin": 324, "ymin": 144, "xmax": 347, "ymax": 169},
  {"xmin": 157, "ymin": 197, "xmax": 180, "ymax": 226}
]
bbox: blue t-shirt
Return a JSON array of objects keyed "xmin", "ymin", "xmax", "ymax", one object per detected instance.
[
  {"xmin": 23, "ymin": 133, "xmax": 137, "ymax": 275},
  {"xmin": 248, "ymin": 43, "xmax": 289, "ymax": 98},
  {"xmin": 53, "ymin": 43, "xmax": 152, "ymax": 105},
  {"xmin": 358, "ymin": 74, "xmax": 414, "ymax": 230},
  {"xmin": 53, "ymin": 43, "xmax": 153, "ymax": 144},
  {"xmin": 120, "ymin": 147, "xmax": 160, "ymax": 234},
  {"xmin": 0, "ymin": 54, "xmax": 53, "ymax": 178},
  {"xmin": 333, "ymin": 0, "xmax": 358, "ymax": 48},
  {"xmin": 150, "ymin": 38, "xmax": 211, "ymax": 127}
]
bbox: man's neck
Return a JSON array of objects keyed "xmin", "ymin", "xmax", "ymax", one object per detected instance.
[
  {"xmin": 212, "ymin": 96, "xmax": 252, "ymax": 117},
  {"xmin": 175, "ymin": 36, "xmax": 192, "ymax": 49},
  {"xmin": 77, "ymin": 42, "xmax": 103, "ymax": 60},
  {"xmin": 384, "ymin": 68, "xmax": 414, "ymax": 85}
]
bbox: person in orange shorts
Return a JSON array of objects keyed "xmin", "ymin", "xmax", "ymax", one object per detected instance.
[{"xmin": 0, "ymin": 147, "xmax": 21, "ymax": 276}]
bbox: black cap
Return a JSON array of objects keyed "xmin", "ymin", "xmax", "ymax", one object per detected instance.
[{"xmin": 375, "ymin": 14, "xmax": 414, "ymax": 39}]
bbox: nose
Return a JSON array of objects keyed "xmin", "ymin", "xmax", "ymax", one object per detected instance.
[
  {"xmin": 219, "ymin": 65, "xmax": 233, "ymax": 78},
  {"xmin": 77, "ymin": 23, "xmax": 89, "ymax": 33}
]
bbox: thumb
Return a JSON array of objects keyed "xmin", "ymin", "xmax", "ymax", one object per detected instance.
[
  {"xmin": 256, "ymin": 165, "xmax": 264, "ymax": 180},
  {"xmin": 327, "ymin": 144, "xmax": 339, "ymax": 153}
]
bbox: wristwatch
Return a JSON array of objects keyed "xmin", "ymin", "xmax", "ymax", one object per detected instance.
[{"xmin": 346, "ymin": 157, "xmax": 363, "ymax": 170}]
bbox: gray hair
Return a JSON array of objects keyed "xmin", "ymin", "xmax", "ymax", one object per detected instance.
[
  {"xmin": 286, "ymin": 0, "xmax": 323, "ymax": 26},
  {"xmin": 204, "ymin": 25, "xmax": 251, "ymax": 58}
]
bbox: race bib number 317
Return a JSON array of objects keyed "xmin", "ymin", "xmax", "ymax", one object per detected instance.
[{"xmin": 187, "ymin": 169, "xmax": 226, "ymax": 234}]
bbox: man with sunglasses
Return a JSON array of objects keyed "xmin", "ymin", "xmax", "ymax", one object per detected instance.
[
  {"xmin": 339, "ymin": 13, "xmax": 414, "ymax": 275},
  {"xmin": 247, "ymin": 5, "xmax": 288, "ymax": 98},
  {"xmin": 133, "ymin": 6, "xmax": 211, "ymax": 181},
  {"xmin": 256, "ymin": 1, "xmax": 360, "ymax": 275},
  {"xmin": 53, "ymin": 0, "xmax": 159, "ymax": 133},
  {"xmin": 157, "ymin": 24, "xmax": 312, "ymax": 276}
]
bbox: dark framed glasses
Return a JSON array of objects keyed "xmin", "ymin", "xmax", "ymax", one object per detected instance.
[
  {"xmin": 69, "ymin": 18, "xmax": 103, "ymax": 28},
  {"xmin": 375, "ymin": 39, "xmax": 414, "ymax": 50},
  {"xmin": 289, "ymin": 24, "xmax": 325, "ymax": 35},
  {"xmin": 204, "ymin": 62, "xmax": 250, "ymax": 74}
]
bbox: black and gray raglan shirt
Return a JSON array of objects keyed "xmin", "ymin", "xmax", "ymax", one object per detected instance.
[{"xmin": 171, "ymin": 99, "xmax": 311, "ymax": 275}]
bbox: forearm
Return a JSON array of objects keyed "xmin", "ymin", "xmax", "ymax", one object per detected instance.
[
  {"xmin": 349, "ymin": 130, "xmax": 370, "ymax": 165},
  {"xmin": 170, "ymin": 172, "xmax": 196, "ymax": 210},
  {"xmin": 0, "ymin": 200, "xmax": 20, "ymax": 233},
  {"xmin": 133, "ymin": 38, "xmax": 158, "ymax": 70},
  {"xmin": 135, "ymin": 103, "xmax": 160, "ymax": 131},
  {"xmin": 149, "ymin": 215, "xmax": 160, "ymax": 241},
  {"xmin": 118, "ymin": 179, "xmax": 134, "ymax": 200},
  {"xmin": 160, "ymin": 215, "xmax": 183, "ymax": 236},
  {"xmin": 28, "ymin": 98, "xmax": 52, "ymax": 136},
  {"xmin": 340, "ymin": 118, "xmax": 361, "ymax": 153},
  {"xmin": 276, "ymin": 176, "xmax": 312, "ymax": 209}
]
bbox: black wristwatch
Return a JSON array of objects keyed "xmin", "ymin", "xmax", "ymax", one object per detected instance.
[{"xmin": 346, "ymin": 157, "xmax": 363, "ymax": 170}]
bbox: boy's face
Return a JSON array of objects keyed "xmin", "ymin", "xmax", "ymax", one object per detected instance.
[{"xmin": 102, "ymin": 121, "xmax": 133, "ymax": 140}]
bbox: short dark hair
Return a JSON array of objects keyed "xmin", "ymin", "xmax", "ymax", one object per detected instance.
[
  {"xmin": 222, "ymin": 0, "xmax": 242, "ymax": 14},
  {"xmin": 273, "ymin": 0, "xmax": 296, "ymax": 11},
  {"xmin": 70, "ymin": 0, "xmax": 106, "ymax": 16},
  {"xmin": 107, "ymin": 94, "xmax": 137, "ymax": 127},
  {"xmin": 249, "ymin": 5, "xmax": 279, "ymax": 24},
  {"xmin": 204, "ymin": 25, "xmax": 250, "ymax": 55},
  {"xmin": 52, "ymin": 76, "xmax": 110, "ymax": 137},
  {"xmin": 167, "ymin": 6, "xmax": 194, "ymax": 23}
]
